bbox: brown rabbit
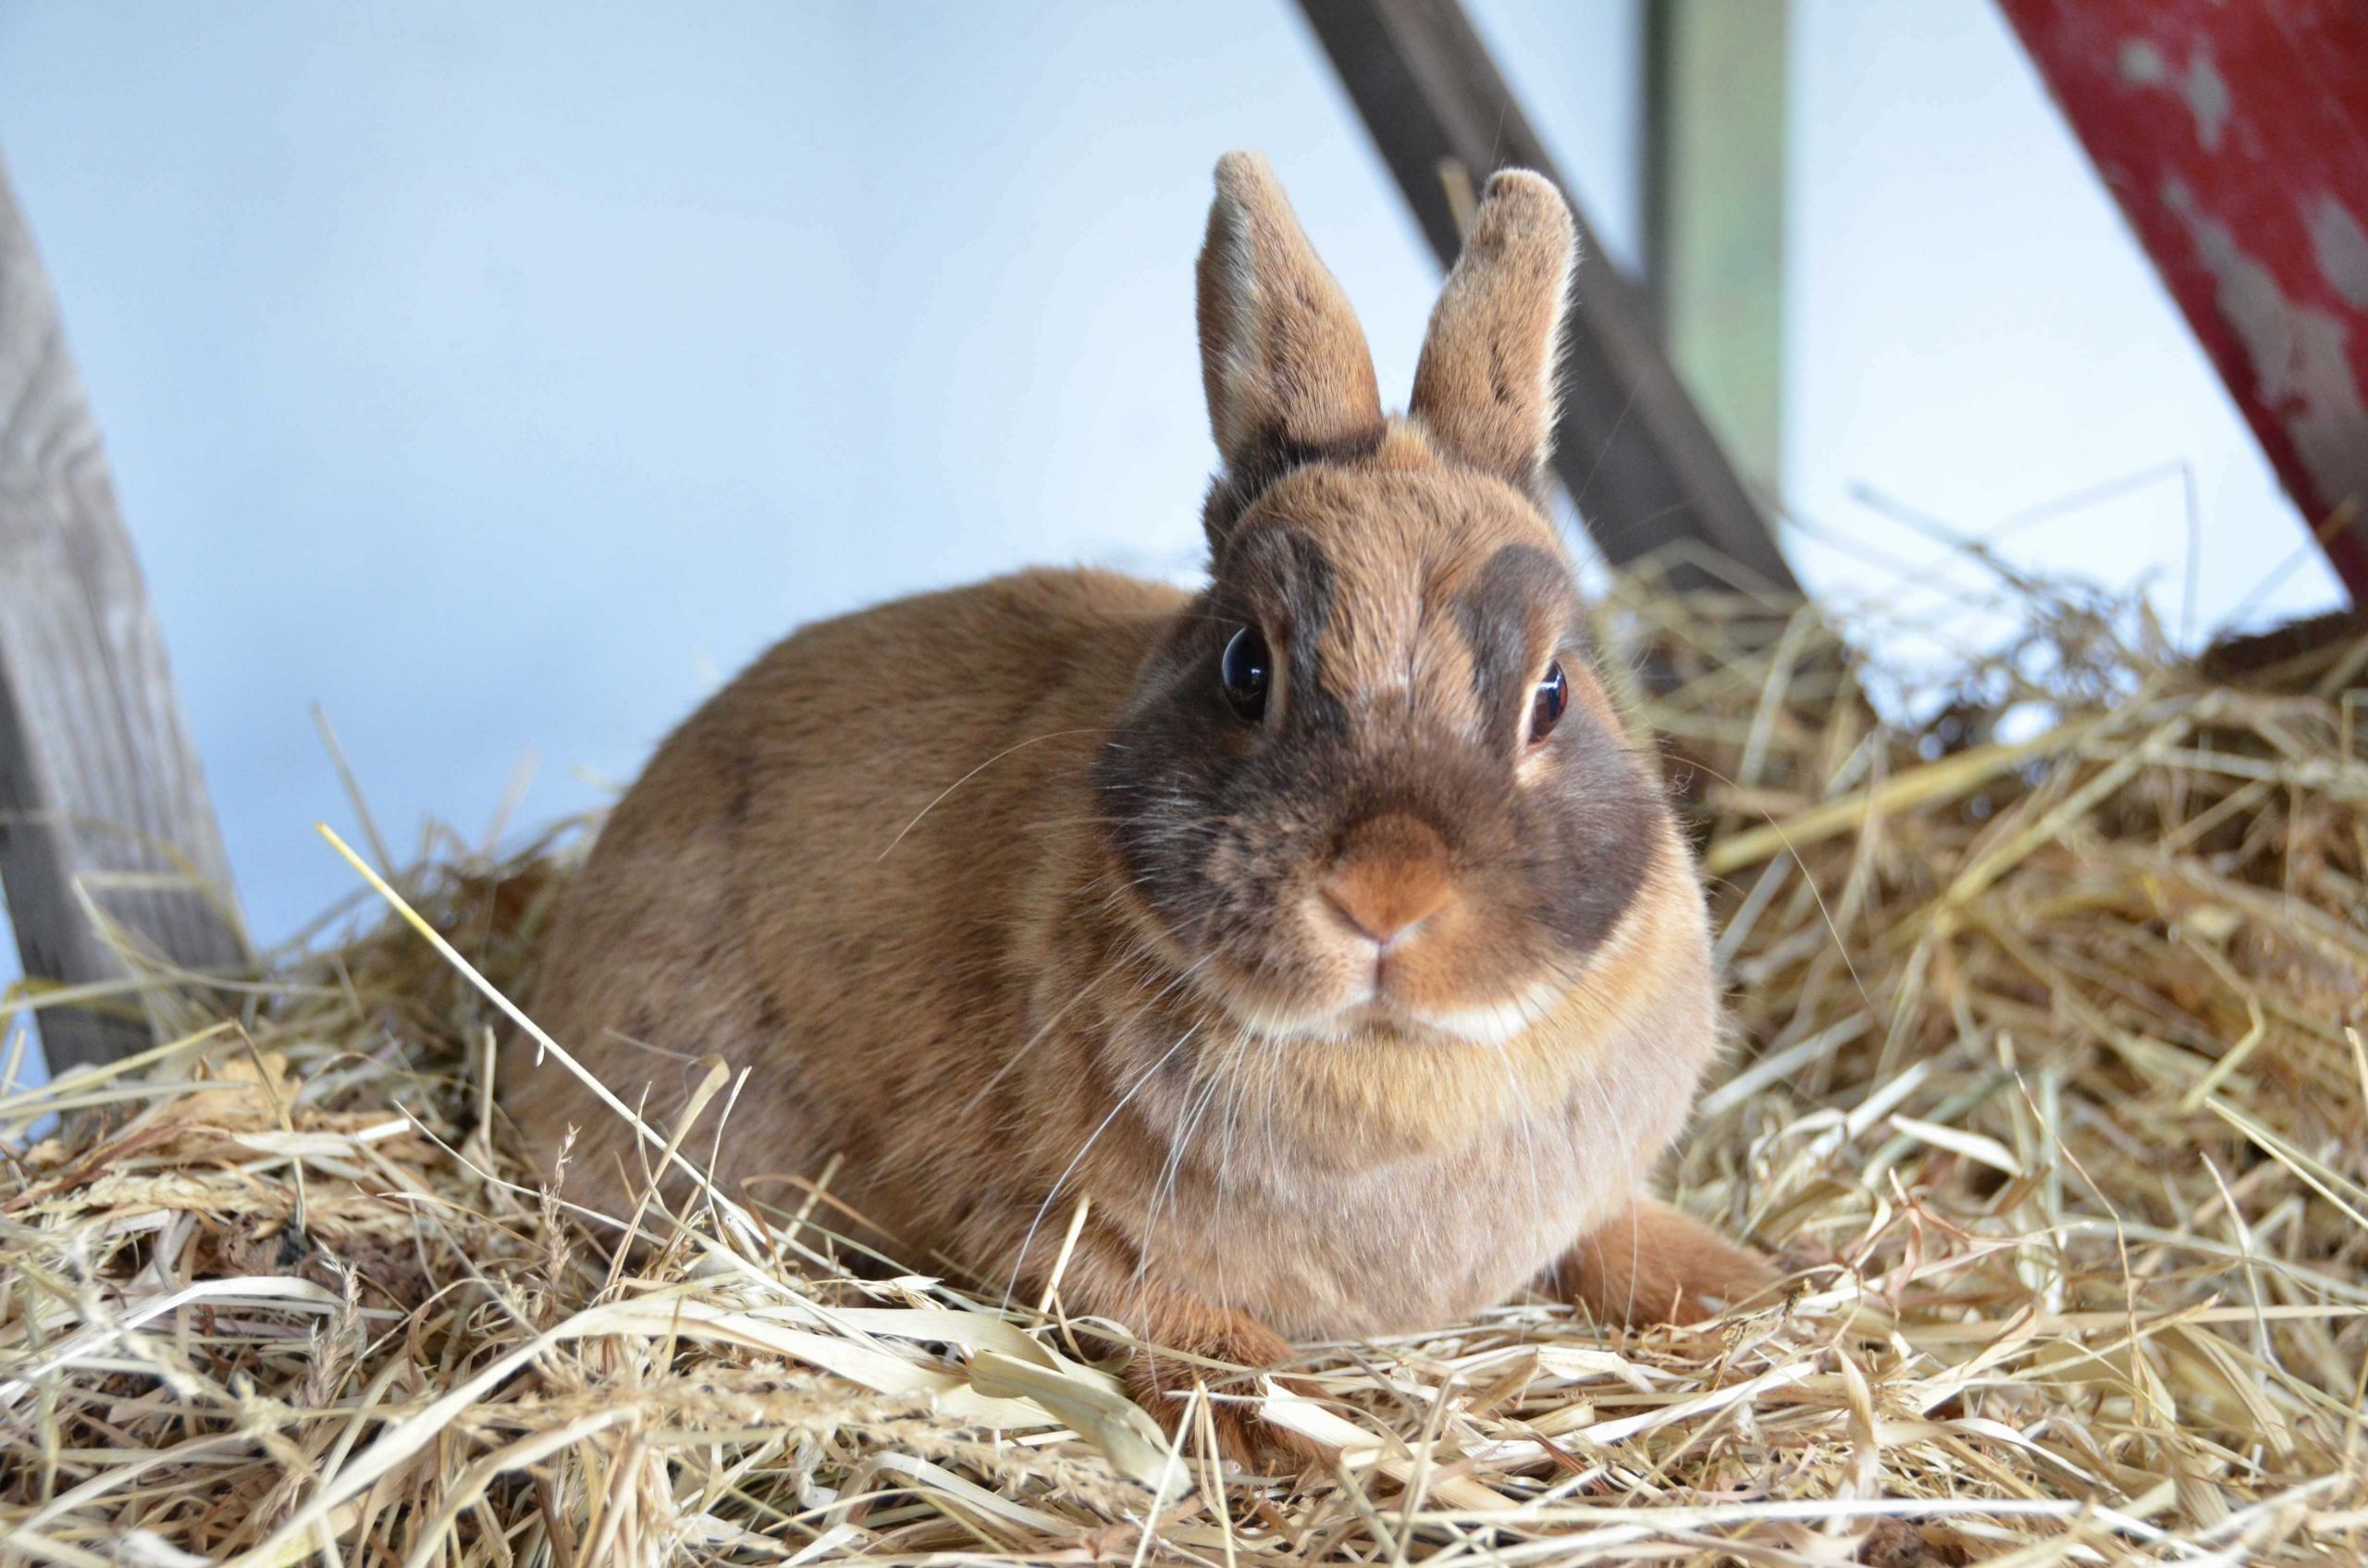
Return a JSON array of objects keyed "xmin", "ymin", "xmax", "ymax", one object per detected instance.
[{"xmin": 502, "ymin": 153, "xmax": 1773, "ymax": 1470}]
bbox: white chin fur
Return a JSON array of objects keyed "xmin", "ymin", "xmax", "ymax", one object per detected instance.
[
  {"xmin": 1408, "ymin": 989, "xmax": 1557, "ymax": 1046},
  {"xmin": 1213, "ymin": 976, "xmax": 1565, "ymax": 1048}
]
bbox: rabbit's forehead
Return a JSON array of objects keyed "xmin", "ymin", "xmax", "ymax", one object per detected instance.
[{"xmin": 1227, "ymin": 469, "xmax": 1575, "ymax": 721}]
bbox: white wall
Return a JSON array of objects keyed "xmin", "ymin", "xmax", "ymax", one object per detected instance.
[{"xmin": 0, "ymin": 1, "xmax": 2340, "ymax": 1082}]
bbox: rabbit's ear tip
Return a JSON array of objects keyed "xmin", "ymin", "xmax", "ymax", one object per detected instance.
[
  {"xmin": 1213, "ymin": 150, "xmax": 1275, "ymax": 194},
  {"xmin": 1481, "ymin": 167, "xmax": 1560, "ymax": 204},
  {"xmin": 1475, "ymin": 169, "xmax": 1574, "ymax": 237}
]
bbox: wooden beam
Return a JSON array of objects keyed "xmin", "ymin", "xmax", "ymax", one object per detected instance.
[
  {"xmin": 1644, "ymin": 0, "xmax": 1789, "ymax": 498},
  {"xmin": 1295, "ymin": 0, "xmax": 1797, "ymax": 594},
  {"xmin": 0, "ymin": 151, "xmax": 250, "ymax": 1072}
]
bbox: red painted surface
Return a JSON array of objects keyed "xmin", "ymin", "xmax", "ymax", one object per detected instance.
[{"xmin": 2001, "ymin": 0, "xmax": 2368, "ymax": 604}]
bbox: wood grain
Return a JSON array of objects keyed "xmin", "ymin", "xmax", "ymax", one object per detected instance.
[{"xmin": 0, "ymin": 152, "xmax": 250, "ymax": 1072}]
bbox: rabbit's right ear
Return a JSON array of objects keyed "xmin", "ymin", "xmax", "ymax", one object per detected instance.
[{"xmin": 1196, "ymin": 153, "xmax": 1383, "ymax": 530}]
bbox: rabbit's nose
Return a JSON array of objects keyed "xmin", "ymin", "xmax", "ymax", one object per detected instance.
[{"xmin": 1322, "ymin": 816, "xmax": 1453, "ymax": 947}]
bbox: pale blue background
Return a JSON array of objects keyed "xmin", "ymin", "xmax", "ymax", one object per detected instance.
[{"xmin": 0, "ymin": 2, "xmax": 2340, "ymax": 1080}]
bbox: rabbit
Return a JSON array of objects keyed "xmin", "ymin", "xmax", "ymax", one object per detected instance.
[{"xmin": 500, "ymin": 152, "xmax": 1775, "ymax": 1472}]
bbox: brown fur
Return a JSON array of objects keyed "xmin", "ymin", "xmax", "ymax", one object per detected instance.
[{"xmin": 501, "ymin": 154, "xmax": 1772, "ymax": 1472}]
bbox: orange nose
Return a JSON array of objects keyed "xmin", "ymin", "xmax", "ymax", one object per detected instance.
[{"xmin": 1322, "ymin": 816, "xmax": 1453, "ymax": 946}]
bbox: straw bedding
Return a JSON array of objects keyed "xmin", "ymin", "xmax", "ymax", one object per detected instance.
[{"xmin": 3, "ymin": 574, "xmax": 2363, "ymax": 1567}]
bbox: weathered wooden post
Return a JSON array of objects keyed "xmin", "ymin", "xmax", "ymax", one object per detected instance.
[{"xmin": 0, "ymin": 151, "xmax": 250, "ymax": 1073}]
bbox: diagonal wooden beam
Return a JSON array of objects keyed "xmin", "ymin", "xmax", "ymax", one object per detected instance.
[
  {"xmin": 1294, "ymin": 0, "xmax": 1798, "ymax": 595},
  {"xmin": 0, "ymin": 151, "xmax": 251, "ymax": 1072}
]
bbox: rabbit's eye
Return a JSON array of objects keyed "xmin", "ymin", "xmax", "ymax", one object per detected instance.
[
  {"xmin": 1529, "ymin": 661, "xmax": 1568, "ymax": 743},
  {"xmin": 1220, "ymin": 626, "xmax": 1270, "ymax": 722}
]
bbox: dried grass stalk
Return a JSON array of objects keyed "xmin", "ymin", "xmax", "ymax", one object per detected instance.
[{"xmin": 3, "ymin": 569, "xmax": 2363, "ymax": 1566}]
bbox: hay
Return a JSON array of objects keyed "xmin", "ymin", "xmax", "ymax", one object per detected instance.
[{"xmin": 3, "ymin": 570, "xmax": 2364, "ymax": 1567}]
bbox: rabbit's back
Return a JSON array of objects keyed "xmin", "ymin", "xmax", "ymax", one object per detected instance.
[{"xmin": 500, "ymin": 566, "xmax": 1187, "ymax": 1233}]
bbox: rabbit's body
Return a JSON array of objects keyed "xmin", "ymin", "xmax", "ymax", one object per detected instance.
[
  {"xmin": 512, "ymin": 558, "xmax": 1718, "ymax": 1339},
  {"xmin": 506, "ymin": 154, "xmax": 1771, "ymax": 1467}
]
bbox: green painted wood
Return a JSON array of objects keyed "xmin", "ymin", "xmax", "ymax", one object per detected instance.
[{"xmin": 1646, "ymin": 0, "xmax": 1790, "ymax": 498}]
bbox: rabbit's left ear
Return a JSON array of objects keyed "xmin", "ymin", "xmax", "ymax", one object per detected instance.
[{"xmin": 1409, "ymin": 170, "xmax": 1576, "ymax": 499}]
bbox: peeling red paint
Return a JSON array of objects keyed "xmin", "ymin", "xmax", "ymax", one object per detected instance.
[{"xmin": 2002, "ymin": 0, "xmax": 2368, "ymax": 603}]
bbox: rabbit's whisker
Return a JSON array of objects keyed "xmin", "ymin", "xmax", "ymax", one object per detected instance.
[
  {"xmin": 878, "ymin": 727, "xmax": 1106, "ymax": 860},
  {"xmin": 1003, "ymin": 1000, "xmax": 1208, "ymax": 1310}
]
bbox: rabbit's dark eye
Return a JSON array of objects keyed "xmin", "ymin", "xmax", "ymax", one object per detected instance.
[
  {"xmin": 1220, "ymin": 626, "xmax": 1270, "ymax": 722},
  {"xmin": 1529, "ymin": 661, "xmax": 1568, "ymax": 743}
]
